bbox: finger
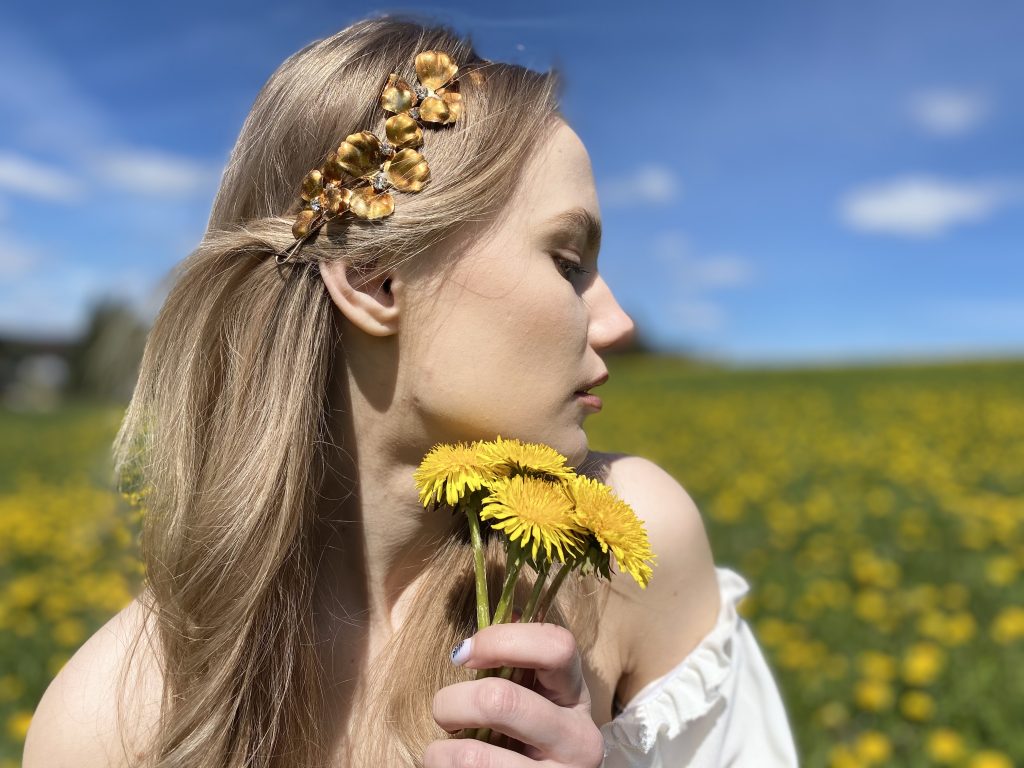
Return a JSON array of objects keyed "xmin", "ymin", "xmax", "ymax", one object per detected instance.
[
  {"xmin": 432, "ymin": 677, "xmax": 599, "ymax": 763},
  {"xmin": 423, "ymin": 736, "xmax": 536, "ymax": 768},
  {"xmin": 451, "ymin": 623, "xmax": 587, "ymax": 708}
]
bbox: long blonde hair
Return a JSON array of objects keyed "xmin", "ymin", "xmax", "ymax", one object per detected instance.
[{"xmin": 113, "ymin": 14, "xmax": 608, "ymax": 767}]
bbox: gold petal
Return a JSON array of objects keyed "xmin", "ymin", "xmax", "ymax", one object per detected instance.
[
  {"xmin": 323, "ymin": 186, "xmax": 352, "ymax": 215},
  {"xmin": 349, "ymin": 186, "xmax": 394, "ymax": 219},
  {"xmin": 415, "ymin": 50, "xmax": 457, "ymax": 91},
  {"xmin": 386, "ymin": 149, "xmax": 430, "ymax": 192},
  {"xmin": 418, "ymin": 95, "xmax": 450, "ymax": 125},
  {"xmin": 322, "ymin": 151, "xmax": 345, "ymax": 183},
  {"xmin": 301, "ymin": 170, "xmax": 323, "ymax": 201},
  {"xmin": 438, "ymin": 88, "xmax": 463, "ymax": 124},
  {"xmin": 292, "ymin": 209, "xmax": 317, "ymax": 239},
  {"xmin": 380, "ymin": 73, "xmax": 417, "ymax": 114},
  {"xmin": 385, "ymin": 113, "xmax": 424, "ymax": 149},
  {"xmin": 336, "ymin": 131, "xmax": 384, "ymax": 178}
]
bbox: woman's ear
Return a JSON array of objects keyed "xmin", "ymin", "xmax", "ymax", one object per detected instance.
[{"xmin": 319, "ymin": 257, "xmax": 400, "ymax": 337}]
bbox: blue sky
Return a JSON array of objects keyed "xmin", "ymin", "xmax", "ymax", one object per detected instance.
[{"xmin": 1, "ymin": 0, "xmax": 1021, "ymax": 365}]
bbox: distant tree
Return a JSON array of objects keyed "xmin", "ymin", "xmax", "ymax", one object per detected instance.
[{"xmin": 66, "ymin": 299, "xmax": 149, "ymax": 402}]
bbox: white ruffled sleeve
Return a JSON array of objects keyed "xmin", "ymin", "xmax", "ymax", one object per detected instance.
[{"xmin": 599, "ymin": 566, "xmax": 800, "ymax": 767}]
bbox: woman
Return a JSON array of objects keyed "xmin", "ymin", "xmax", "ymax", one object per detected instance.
[{"xmin": 23, "ymin": 15, "xmax": 798, "ymax": 768}]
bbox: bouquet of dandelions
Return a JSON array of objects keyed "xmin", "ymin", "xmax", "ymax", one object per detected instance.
[{"xmin": 413, "ymin": 435, "xmax": 657, "ymax": 744}]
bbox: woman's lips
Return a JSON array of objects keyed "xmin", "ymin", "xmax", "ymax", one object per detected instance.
[{"xmin": 574, "ymin": 391, "xmax": 603, "ymax": 411}]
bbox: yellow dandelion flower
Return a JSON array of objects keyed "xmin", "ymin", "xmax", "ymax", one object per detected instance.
[
  {"xmin": 568, "ymin": 474, "xmax": 656, "ymax": 589},
  {"xmin": 827, "ymin": 744, "xmax": 862, "ymax": 768},
  {"xmin": 899, "ymin": 690, "xmax": 935, "ymax": 721},
  {"xmin": 990, "ymin": 606, "xmax": 1024, "ymax": 645},
  {"xmin": 901, "ymin": 642, "xmax": 946, "ymax": 686},
  {"xmin": 968, "ymin": 751, "xmax": 1014, "ymax": 768},
  {"xmin": 413, "ymin": 440, "xmax": 503, "ymax": 508},
  {"xmin": 816, "ymin": 701, "xmax": 849, "ymax": 729},
  {"xmin": 854, "ymin": 730, "xmax": 892, "ymax": 764},
  {"xmin": 854, "ymin": 679, "xmax": 894, "ymax": 712},
  {"xmin": 479, "ymin": 475, "xmax": 586, "ymax": 563},
  {"xmin": 475, "ymin": 435, "xmax": 577, "ymax": 480},
  {"xmin": 857, "ymin": 650, "xmax": 896, "ymax": 681},
  {"xmin": 926, "ymin": 728, "xmax": 965, "ymax": 764},
  {"xmin": 5, "ymin": 711, "xmax": 32, "ymax": 742}
]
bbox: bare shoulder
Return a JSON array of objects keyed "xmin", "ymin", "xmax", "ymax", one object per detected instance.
[
  {"xmin": 23, "ymin": 596, "xmax": 164, "ymax": 768},
  {"xmin": 581, "ymin": 450, "xmax": 721, "ymax": 709}
]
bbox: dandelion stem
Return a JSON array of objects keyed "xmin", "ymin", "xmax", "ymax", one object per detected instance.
[
  {"xmin": 521, "ymin": 560, "xmax": 550, "ymax": 624},
  {"xmin": 536, "ymin": 559, "xmax": 573, "ymax": 624},
  {"xmin": 465, "ymin": 505, "xmax": 490, "ymax": 630},
  {"xmin": 473, "ymin": 542, "xmax": 527, "ymax": 744},
  {"xmin": 491, "ymin": 540, "xmax": 525, "ymax": 626}
]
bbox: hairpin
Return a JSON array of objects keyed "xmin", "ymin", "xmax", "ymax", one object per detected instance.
[{"xmin": 276, "ymin": 51, "xmax": 464, "ymax": 265}]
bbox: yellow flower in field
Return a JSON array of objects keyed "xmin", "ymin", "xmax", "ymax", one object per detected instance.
[
  {"xmin": 917, "ymin": 609, "xmax": 947, "ymax": 640},
  {"xmin": 854, "ymin": 730, "xmax": 892, "ymax": 764},
  {"xmin": 827, "ymin": 744, "xmax": 863, "ymax": 768},
  {"xmin": 899, "ymin": 690, "xmax": 935, "ymax": 721},
  {"xmin": 816, "ymin": 701, "xmax": 849, "ymax": 729},
  {"xmin": 968, "ymin": 751, "xmax": 1014, "ymax": 768},
  {"xmin": 854, "ymin": 589, "xmax": 888, "ymax": 624},
  {"xmin": 0, "ymin": 676, "xmax": 25, "ymax": 703},
  {"xmin": 53, "ymin": 618, "xmax": 86, "ymax": 647},
  {"xmin": 567, "ymin": 474, "xmax": 656, "ymax": 588},
  {"xmin": 857, "ymin": 650, "xmax": 896, "ymax": 681},
  {"xmin": 926, "ymin": 728, "xmax": 965, "ymax": 763},
  {"xmin": 944, "ymin": 611, "xmax": 977, "ymax": 646},
  {"xmin": 991, "ymin": 606, "xmax": 1024, "ymax": 645},
  {"xmin": 479, "ymin": 475, "xmax": 586, "ymax": 563},
  {"xmin": 901, "ymin": 642, "xmax": 945, "ymax": 686},
  {"xmin": 854, "ymin": 679, "xmax": 894, "ymax": 712},
  {"xmin": 985, "ymin": 555, "xmax": 1018, "ymax": 586},
  {"xmin": 413, "ymin": 440, "xmax": 503, "ymax": 507},
  {"xmin": 475, "ymin": 435, "xmax": 577, "ymax": 481},
  {"xmin": 6, "ymin": 710, "xmax": 32, "ymax": 742}
]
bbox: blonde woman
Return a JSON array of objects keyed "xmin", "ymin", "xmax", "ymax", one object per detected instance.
[{"xmin": 23, "ymin": 15, "xmax": 798, "ymax": 768}]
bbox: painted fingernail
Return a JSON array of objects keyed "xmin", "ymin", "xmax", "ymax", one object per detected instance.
[{"xmin": 450, "ymin": 638, "xmax": 472, "ymax": 666}]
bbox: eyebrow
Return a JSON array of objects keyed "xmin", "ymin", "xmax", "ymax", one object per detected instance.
[{"xmin": 542, "ymin": 207, "xmax": 602, "ymax": 255}]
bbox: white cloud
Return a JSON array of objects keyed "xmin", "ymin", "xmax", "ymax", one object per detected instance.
[
  {"xmin": 652, "ymin": 231, "xmax": 755, "ymax": 290},
  {"xmin": 669, "ymin": 299, "xmax": 725, "ymax": 332},
  {"xmin": 910, "ymin": 88, "xmax": 990, "ymax": 137},
  {"xmin": 599, "ymin": 165, "xmax": 681, "ymax": 207},
  {"xmin": 0, "ymin": 230, "xmax": 38, "ymax": 278},
  {"xmin": 88, "ymin": 148, "xmax": 218, "ymax": 199},
  {"xmin": 0, "ymin": 152, "xmax": 83, "ymax": 203},
  {"xmin": 649, "ymin": 230, "xmax": 755, "ymax": 335},
  {"xmin": 0, "ymin": 261, "xmax": 160, "ymax": 337},
  {"xmin": 839, "ymin": 175, "xmax": 1023, "ymax": 238}
]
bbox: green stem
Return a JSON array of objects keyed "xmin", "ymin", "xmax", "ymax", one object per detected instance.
[
  {"xmin": 521, "ymin": 560, "xmax": 550, "ymax": 624},
  {"xmin": 535, "ymin": 558, "xmax": 573, "ymax": 624},
  {"xmin": 491, "ymin": 540, "xmax": 525, "ymax": 626},
  {"xmin": 465, "ymin": 505, "xmax": 490, "ymax": 630},
  {"xmin": 472, "ymin": 541, "xmax": 528, "ymax": 743}
]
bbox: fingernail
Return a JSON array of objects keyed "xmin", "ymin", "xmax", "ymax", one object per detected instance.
[{"xmin": 450, "ymin": 638, "xmax": 472, "ymax": 666}]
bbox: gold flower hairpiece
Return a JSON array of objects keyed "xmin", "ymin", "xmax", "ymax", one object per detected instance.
[{"xmin": 277, "ymin": 50, "xmax": 465, "ymax": 265}]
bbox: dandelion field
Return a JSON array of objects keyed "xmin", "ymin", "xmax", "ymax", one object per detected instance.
[{"xmin": 2, "ymin": 357, "xmax": 1022, "ymax": 766}]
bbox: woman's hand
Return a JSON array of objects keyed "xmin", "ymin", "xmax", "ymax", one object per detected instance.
[{"xmin": 425, "ymin": 622, "xmax": 606, "ymax": 767}]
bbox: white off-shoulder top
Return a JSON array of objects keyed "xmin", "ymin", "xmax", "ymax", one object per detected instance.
[{"xmin": 600, "ymin": 566, "xmax": 800, "ymax": 767}]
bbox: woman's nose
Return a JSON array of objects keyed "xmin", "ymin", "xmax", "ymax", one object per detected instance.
[{"xmin": 588, "ymin": 275, "xmax": 636, "ymax": 352}]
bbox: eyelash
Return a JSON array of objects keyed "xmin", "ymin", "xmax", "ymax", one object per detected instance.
[{"xmin": 553, "ymin": 254, "xmax": 591, "ymax": 281}]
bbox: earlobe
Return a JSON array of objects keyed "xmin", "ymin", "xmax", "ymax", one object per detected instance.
[{"xmin": 319, "ymin": 257, "xmax": 400, "ymax": 337}]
